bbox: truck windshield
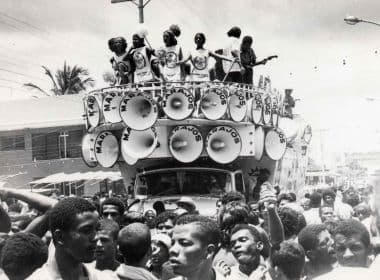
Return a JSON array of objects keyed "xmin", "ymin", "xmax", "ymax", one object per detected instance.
[{"xmin": 136, "ymin": 170, "xmax": 231, "ymax": 197}]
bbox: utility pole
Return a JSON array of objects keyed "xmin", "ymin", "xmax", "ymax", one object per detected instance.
[{"xmin": 111, "ymin": 0, "xmax": 152, "ymax": 23}]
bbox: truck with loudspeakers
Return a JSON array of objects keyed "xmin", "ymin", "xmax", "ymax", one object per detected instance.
[{"xmin": 81, "ymin": 81, "xmax": 312, "ymax": 216}]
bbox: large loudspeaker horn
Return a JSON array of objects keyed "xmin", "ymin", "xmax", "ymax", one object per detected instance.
[
  {"xmin": 206, "ymin": 126, "xmax": 241, "ymax": 164},
  {"xmin": 251, "ymin": 93, "xmax": 263, "ymax": 125},
  {"xmin": 119, "ymin": 92, "xmax": 158, "ymax": 130},
  {"xmin": 121, "ymin": 146, "xmax": 138, "ymax": 165},
  {"xmin": 85, "ymin": 95, "xmax": 101, "ymax": 128},
  {"xmin": 201, "ymin": 87, "xmax": 227, "ymax": 120},
  {"xmin": 228, "ymin": 90, "xmax": 247, "ymax": 122},
  {"xmin": 163, "ymin": 87, "xmax": 195, "ymax": 120},
  {"xmin": 262, "ymin": 94, "xmax": 272, "ymax": 125},
  {"xmin": 121, "ymin": 127, "xmax": 158, "ymax": 159},
  {"xmin": 81, "ymin": 133, "xmax": 98, "ymax": 167},
  {"xmin": 169, "ymin": 126, "xmax": 203, "ymax": 163},
  {"xmin": 102, "ymin": 91, "xmax": 123, "ymax": 123},
  {"xmin": 254, "ymin": 126, "xmax": 265, "ymax": 161},
  {"xmin": 94, "ymin": 131, "xmax": 119, "ymax": 168},
  {"xmin": 265, "ymin": 128, "xmax": 287, "ymax": 160}
]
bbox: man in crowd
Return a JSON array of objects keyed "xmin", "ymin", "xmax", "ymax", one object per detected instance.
[
  {"xmin": 169, "ymin": 215, "xmax": 224, "ymax": 280},
  {"xmin": 155, "ymin": 211, "xmax": 177, "ymax": 237},
  {"xmin": 298, "ymin": 224, "xmax": 336, "ymax": 278},
  {"xmin": 228, "ymin": 224, "xmax": 265, "ymax": 279},
  {"xmin": 94, "ymin": 219, "xmax": 120, "ymax": 271},
  {"xmin": 269, "ymin": 241, "xmax": 305, "ymax": 280},
  {"xmin": 315, "ymin": 219, "xmax": 372, "ymax": 279},
  {"xmin": 101, "ymin": 197, "xmax": 125, "ymax": 226},
  {"xmin": 333, "ymin": 219, "xmax": 371, "ymax": 268},
  {"xmin": 28, "ymin": 197, "xmax": 118, "ymax": 280},
  {"xmin": 303, "ymin": 192, "xmax": 322, "ymax": 225},
  {"xmin": 222, "ymin": 26, "xmax": 242, "ymax": 82},
  {"xmin": 116, "ymin": 222, "xmax": 157, "ymax": 280},
  {"xmin": 150, "ymin": 233, "xmax": 173, "ymax": 279},
  {"xmin": 319, "ymin": 205, "xmax": 336, "ymax": 223},
  {"xmin": 0, "ymin": 232, "xmax": 48, "ymax": 280},
  {"xmin": 322, "ymin": 188, "xmax": 352, "ymax": 220}
]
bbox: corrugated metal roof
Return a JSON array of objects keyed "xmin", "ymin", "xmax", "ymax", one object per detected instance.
[
  {"xmin": 30, "ymin": 170, "xmax": 122, "ymax": 185},
  {"xmin": 0, "ymin": 94, "xmax": 85, "ymax": 131}
]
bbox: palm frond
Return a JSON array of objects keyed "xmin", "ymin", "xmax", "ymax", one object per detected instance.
[{"xmin": 23, "ymin": 83, "xmax": 50, "ymax": 96}]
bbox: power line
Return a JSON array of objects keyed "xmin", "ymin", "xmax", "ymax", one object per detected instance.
[
  {"xmin": 0, "ymin": 68, "xmax": 46, "ymax": 81},
  {"xmin": 0, "ymin": 77, "xmax": 25, "ymax": 85},
  {"xmin": 0, "ymin": 12, "xmax": 50, "ymax": 35}
]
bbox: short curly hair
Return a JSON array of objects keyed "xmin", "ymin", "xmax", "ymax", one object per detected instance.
[
  {"xmin": 271, "ymin": 241, "xmax": 305, "ymax": 280},
  {"xmin": 155, "ymin": 211, "xmax": 178, "ymax": 228},
  {"xmin": 334, "ymin": 219, "xmax": 370, "ymax": 249},
  {"xmin": 101, "ymin": 197, "xmax": 125, "ymax": 215},
  {"xmin": 322, "ymin": 188, "xmax": 336, "ymax": 200},
  {"xmin": 278, "ymin": 207, "xmax": 304, "ymax": 239},
  {"xmin": 98, "ymin": 219, "xmax": 120, "ymax": 241},
  {"xmin": 221, "ymin": 192, "xmax": 245, "ymax": 205},
  {"xmin": 0, "ymin": 232, "xmax": 48, "ymax": 279},
  {"xmin": 108, "ymin": 37, "xmax": 127, "ymax": 53},
  {"xmin": 298, "ymin": 224, "xmax": 327, "ymax": 251},
  {"xmin": 175, "ymin": 215, "xmax": 221, "ymax": 249},
  {"xmin": 49, "ymin": 197, "xmax": 96, "ymax": 234}
]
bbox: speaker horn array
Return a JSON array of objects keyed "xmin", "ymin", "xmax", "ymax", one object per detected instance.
[{"xmin": 82, "ymin": 82, "xmax": 292, "ymax": 166}]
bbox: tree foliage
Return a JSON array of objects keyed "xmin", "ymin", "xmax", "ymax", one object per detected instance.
[{"xmin": 24, "ymin": 62, "xmax": 95, "ymax": 96}]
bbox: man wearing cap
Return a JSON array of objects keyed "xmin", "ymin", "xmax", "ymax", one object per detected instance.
[
  {"xmin": 150, "ymin": 233, "xmax": 175, "ymax": 280},
  {"xmin": 222, "ymin": 26, "xmax": 242, "ymax": 83},
  {"xmin": 176, "ymin": 197, "xmax": 197, "ymax": 214}
]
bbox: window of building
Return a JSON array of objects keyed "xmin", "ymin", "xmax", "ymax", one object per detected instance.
[
  {"xmin": 32, "ymin": 129, "xmax": 84, "ymax": 160},
  {"xmin": 0, "ymin": 135, "xmax": 25, "ymax": 151},
  {"xmin": 32, "ymin": 132, "xmax": 59, "ymax": 160}
]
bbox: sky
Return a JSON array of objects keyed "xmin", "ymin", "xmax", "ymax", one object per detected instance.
[{"xmin": 1, "ymin": 0, "xmax": 380, "ymax": 164}]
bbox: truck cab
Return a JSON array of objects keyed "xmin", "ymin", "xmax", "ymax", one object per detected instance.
[{"xmin": 129, "ymin": 167, "xmax": 245, "ymax": 216}]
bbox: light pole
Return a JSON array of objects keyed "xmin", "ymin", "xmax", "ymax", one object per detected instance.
[
  {"xmin": 111, "ymin": 0, "xmax": 152, "ymax": 23},
  {"xmin": 344, "ymin": 15, "xmax": 380, "ymax": 27}
]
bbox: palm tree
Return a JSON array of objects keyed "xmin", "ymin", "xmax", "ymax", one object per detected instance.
[{"xmin": 24, "ymin": 62, "xmax": 95, "ymax": 96}]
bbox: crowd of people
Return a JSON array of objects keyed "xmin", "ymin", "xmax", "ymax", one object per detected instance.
[
  {"xmin": 0, "ymin": 180, "xmax": 380, "ymax": 280},
  {"xmin": 108, "ymin": 25, "xmax": 270, "ymax": 85}
]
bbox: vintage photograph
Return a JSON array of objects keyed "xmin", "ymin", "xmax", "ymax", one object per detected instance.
[{"xmin": 0, "ymin": 0, "xmax": 379, "ymax": 279}]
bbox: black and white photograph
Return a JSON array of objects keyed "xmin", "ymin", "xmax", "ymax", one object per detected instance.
[{"xmin": 0, "ymin": 0, "xmax": 380, "ymax": 279}]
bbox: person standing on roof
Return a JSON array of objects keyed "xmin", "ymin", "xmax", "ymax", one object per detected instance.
[{"xmin": 222, "ymin": 26, "xmax": 242, "ymax": 83}]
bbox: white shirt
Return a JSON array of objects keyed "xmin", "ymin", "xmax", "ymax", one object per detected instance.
[
  {"xmin": 27, "ymin": 254, "xmax": 118, "ymax": 280},
  {"xmin": 303, "ymin": 208, "xmax": 322, "ymax": 225},
  {"xmin": 227, "ymin": 265, "xmax": 270, "ymax": 280},
  {"xmin": 314, "ymin": 266, "xmax": 371, "ymax": 280},
  {"xmin": 222, "ymin": 37, "xmax": 240, "ymax": 73}
]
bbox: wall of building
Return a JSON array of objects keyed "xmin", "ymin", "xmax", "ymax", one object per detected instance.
[{"xmin": 0, "ymin": 125, "xmax": 121, "ymax": 195}]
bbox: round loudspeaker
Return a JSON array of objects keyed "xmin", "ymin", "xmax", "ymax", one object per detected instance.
[
  {"xmin": 169, "ymin": 126, "xmax": 203, "ymax": 163},
  {"xmin": 228, "ymin": 90, "xmax": 247, "ymax": 122},
  {"xmin": 121, "ymin": 126, "xmax": 158, "ymax": 159},
  {"xmin": 102, "ymin": 92, "xmax": 123, "ymax": 123},
  {"xmin": 265, "ymin": 128, "xmax": 287, "ymax": 160},
  {"xmin": 81, "ymin": 133, "xmax": 98, "ymax": 167},
  {"xmin": 85, "ymin": 95, "xmax": 101, "ymax": 128},
  {"xmin": 251, "ymin": 93, "xmax": 263, "ymax": 125},
  {"xmin": 206, "ymin": 126, "xmax": 241, "ymax": 164},
  {"xmin": 262, "ymin": 94, "xmax": 272, "ymax": 125},
  {"xmin": 121, "ymin": 143, "xmax": 138, "ymax": 165},
  {"xmin": 200, "ymin": 87, "xmax": 227, "ymax": 120},
  {"xmin": 94, "ymin": 131, "xmax": 119, "ymax": 168},
  {"xmin": 163, "ymin": 88, "xmax": 195, "ymax": 120},
  {"xmin": 119, "ymin": 92, "xmax": 158, "ymax": 130},
  {"xmin": 254, "ymin": 126, "xmax": 265, "ymax": 161}
]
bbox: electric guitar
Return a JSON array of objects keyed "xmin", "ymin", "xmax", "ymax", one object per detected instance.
[{"xmin": 252, "ymin": 55, "xmax": 278, "ymax": 67}]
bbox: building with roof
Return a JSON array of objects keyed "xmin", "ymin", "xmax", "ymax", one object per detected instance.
[{"xmin": 0, "ymin": 94, "xmax": 124, "ymax": 196}]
